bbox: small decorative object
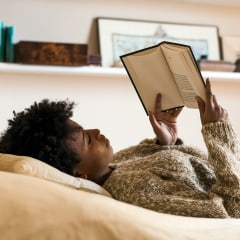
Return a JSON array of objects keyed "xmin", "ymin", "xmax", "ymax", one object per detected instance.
[
  {"xmin": 0, "ymin": 22, "xmax": 15, "ymax": 63},
  {"xmin": 234, "ymin": 58, "xmax": 240, "ymax": 72},
  {"xmin": 14, "ymin": 41, "xmax": 88, "ymax": 66},
  {"xmin": 87, "ymin": 54, "xmax": 101, "ymax": 66},
  {"xmin": 97, "ymin": 17, "xmax": 220, "ymax": 67},
  {"xmin": 198, "ymin": 59, "xmax": 236, "ymax": 72},
  {"xmin": 0, "ymin": 21, "xmax": 5, "ymax": 62}
]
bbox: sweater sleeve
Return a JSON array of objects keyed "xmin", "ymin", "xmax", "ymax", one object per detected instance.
[
  {"xmin": 202, "ymin": 121, "xmax": 240, "ymax": 217},
  {"xmin": 113, "ymin": 138, "xmax": 184, "ymax": 163}
]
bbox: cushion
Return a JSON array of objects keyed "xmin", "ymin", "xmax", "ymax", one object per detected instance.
[
  {"xmin": 1, "ymin": 171, "xmax": 240, "ymax": 240},
  {"xmin": 0, "ymin": 153, "xmax": 111, "ymax": 197}
]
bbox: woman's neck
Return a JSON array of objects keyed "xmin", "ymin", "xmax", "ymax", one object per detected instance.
[{"xmin": 94, "ymin": 166, "xmax": 114, "ymax": 186}]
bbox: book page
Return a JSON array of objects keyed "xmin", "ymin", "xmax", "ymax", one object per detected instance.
[
  {"xmin": 161, "ymin": 44, "xmax": 205, "ymax": 108},
  {"xmin": 122, "ymin": 47, "xmax": 184, "ymax": 113}
]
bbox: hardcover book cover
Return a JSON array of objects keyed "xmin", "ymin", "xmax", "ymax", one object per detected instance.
[
  {"xmin": 120, "ymin": 41, "xmax": 205, "ymax": 113},
  {"xmin": 0, "ymin": 21, "xmax": 5, "ymax": 62},
  {"xmin": 5, "ymin": 26, "xmax": 15, "ymax": 63}
]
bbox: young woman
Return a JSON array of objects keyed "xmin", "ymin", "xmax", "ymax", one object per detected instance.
[{"xmin": 1, "ymin": 79, "xmax": 239, "ymax": 218}]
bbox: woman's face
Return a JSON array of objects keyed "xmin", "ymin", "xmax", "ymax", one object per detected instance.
[{"xmin": 65, "ymin": 119, "xmax": 113, "ymax": 182}]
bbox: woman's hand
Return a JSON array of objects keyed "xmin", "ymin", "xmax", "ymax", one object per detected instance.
[
  {"xmin": 196, "ymin": 78, "xmax": 228, "ymax": 125},
  {"xmin": 149, "ymin": 93, "xmax": 183, "ymax": 145}
]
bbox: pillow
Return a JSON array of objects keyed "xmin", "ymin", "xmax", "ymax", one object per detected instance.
[
  {"xmin": 2, "ymin": 171, "xmax": 240, "ymax": 240},
  {"xmin": 0, "ymin": 153, "xmax": 111, "ymax": 197}
]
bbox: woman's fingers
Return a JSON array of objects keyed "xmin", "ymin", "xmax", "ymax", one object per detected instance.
[{"xmin": 154, "ymin": 93, "xmax": 162, "ymax": 113}]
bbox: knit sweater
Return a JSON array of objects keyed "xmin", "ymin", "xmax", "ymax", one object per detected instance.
[{"xmin": 103, "ymin": 122, "xmax": 240, "ymax": 218}]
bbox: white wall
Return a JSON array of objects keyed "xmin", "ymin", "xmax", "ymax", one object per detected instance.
[
  {"xmin": 0, "ymin": 66, "xmax": 155, "ymax": 153},
  {"xmin": 1, "ymin": 0, "xmax": 240, "ymax": 152},
  {"xmin": 1, "ymin": 65, "xmax": 240, "ymax": 153},
  {"xmin": 1, "ymin": 0, "xmax": 240, "ymax": 55}
]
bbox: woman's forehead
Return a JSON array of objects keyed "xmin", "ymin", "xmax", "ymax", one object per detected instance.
[
  {"xmin": 67, "ymin": 119, "xmax": 83, "ymax": 132},
  {"xmin": 68, "ymin": 119, "xmax": 81, "ymax": 127}
]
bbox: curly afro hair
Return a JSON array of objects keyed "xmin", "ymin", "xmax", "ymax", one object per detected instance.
[{"xmin": 0, "ymin": 99, "xmax": 79, "ymax": 175}]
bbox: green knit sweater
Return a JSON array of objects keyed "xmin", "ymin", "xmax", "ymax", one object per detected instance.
[{"xmin": 103, "ymin": 122, "xmax": 240, "ymax": 218}]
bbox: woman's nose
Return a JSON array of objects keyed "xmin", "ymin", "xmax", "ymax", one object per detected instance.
[{"xmin": 87, "ymin": 129, "xmax": 100, "ymax": 137}]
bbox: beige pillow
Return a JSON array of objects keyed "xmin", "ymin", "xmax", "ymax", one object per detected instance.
[
  {"xmin": 0, "ymin": 153, "xmax": 111, "ymax": 197},
  {"xmin": 2, "ymin": 171, "xmax": 240, "ymax": 240}
]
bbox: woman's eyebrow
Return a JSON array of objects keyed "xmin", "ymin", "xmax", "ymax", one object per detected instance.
[
  {"xmin": 71, "ymin": 126, "xmax": 83, "ymax": 133},
  {"xmin": 76, "ymin": 126, "xmax": 83, "ymax": 131}
]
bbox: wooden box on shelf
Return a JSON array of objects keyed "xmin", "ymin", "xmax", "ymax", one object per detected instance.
[{"xmin": 14, "ymin": 41, "xmax": 88, "ymax": 66}]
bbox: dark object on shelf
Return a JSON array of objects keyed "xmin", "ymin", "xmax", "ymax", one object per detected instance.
[
  {"xmin": 15, "ymin": 41, "xmax": 88, "ymax": 66},
  {"xmin": 5, "ymin": 26, "xmax": 15, "ymax": 63},
  {"xmin": 87, "ymin": 54, "xmax": 101, "ymax": 66},
  {"xmin": 234, "ymin": 59, "xmax": 240, "ymax": 72},
  {"xmin": 198, "ymin": 59, "xmax": 236, "ymax": 72},
  {"xmin": 0, "ymin": 22, "xmax": 15, "ymax": 63}
]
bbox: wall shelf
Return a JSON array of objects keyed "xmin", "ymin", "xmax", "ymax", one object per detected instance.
[
  {"xmin": 0, "ymin": 63, "xmax": 125, "ymax": 78},
  {"xmin": 1, "ymin": 63, "xmax": 240, "ymax": 83}
]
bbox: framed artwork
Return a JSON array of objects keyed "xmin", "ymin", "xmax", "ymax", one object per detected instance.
[
  {"xmin": 221, "ymin": 36, "xmax": 240, "ymax": 63},
  {"xmin": 97, "ymin": 17, "xmax": 220, "ymax": 67}
]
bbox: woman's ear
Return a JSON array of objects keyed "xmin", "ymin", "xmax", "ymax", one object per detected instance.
[{"xmin": 73, "ymin": 165, "xmax": 88, "ymax": 179}]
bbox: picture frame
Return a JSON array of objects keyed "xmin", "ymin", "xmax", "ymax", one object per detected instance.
[
  {"xmin": 221, "ymin": 36, "xmax": 240, "ymax": 63},
  {"xmin": 97, "ymin": 17, "xmax": 221, "ymax": 67}
]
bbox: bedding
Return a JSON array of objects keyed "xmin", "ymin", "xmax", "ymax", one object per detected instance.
[
  {"xmin": 1, "ymin": 153, "xmax": 240, "ymax": 240},
  {"xmin": 0, "ymin": 153, "xmax": 111, "ymax": 197}
]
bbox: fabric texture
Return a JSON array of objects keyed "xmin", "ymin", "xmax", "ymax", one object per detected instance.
[
  {"xmin": 103, "ymin": 121, "xmax": 240, "ymax": 218},
  {"xmin": 1, "ymin": 170, "xmax": 240, "ymax": 240},
  {"xmin": 0, "ymin": 153, "xmax": 111, "ymax": 197}
]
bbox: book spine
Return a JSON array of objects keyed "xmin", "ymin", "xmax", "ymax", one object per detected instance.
[
  {"xmin": 0, "ymin": 21, "xmax": 5, "ymax": 62},
  {"xmin": 5, "ymin": 26, "xmax": 14, "ymax": 63}
]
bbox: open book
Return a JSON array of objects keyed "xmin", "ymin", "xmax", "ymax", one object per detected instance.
[{"xmin": 120, "ymin": 41, "xmax": 206, "ymax": 114}]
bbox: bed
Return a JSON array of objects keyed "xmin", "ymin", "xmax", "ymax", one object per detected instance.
[{"xmin": 1, "ymin": 153, "xmax": 240, "ymax": 240}]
